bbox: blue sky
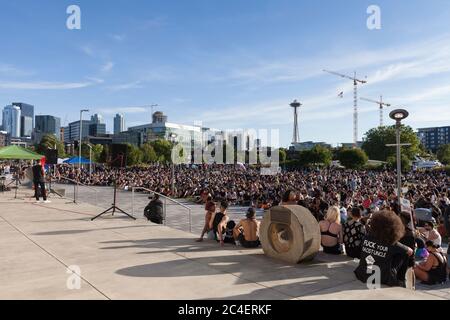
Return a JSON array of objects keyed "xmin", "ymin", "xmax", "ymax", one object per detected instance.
[{"xmin": 1, "ymin": 0, "xmax": 450, "ymax": 147}]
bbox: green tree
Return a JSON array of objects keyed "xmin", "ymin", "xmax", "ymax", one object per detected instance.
[
  {"xmin": 150, "ymin": 139, "xmax": 173, "ymax": 163},
  {"xmin": 140, "ymin": 143, "xmax": 158, "ymax": 164},
  {"xmin": 98, "ymin": 145, "xmax": 110, "ymax": 163},
  {"xmin": 299, "ymin": 145, "xmax": 332, "ymax": 167},
  {"xmin": 387, "ymin": 154, "xmax": 411, "ymax": 172},
  {"xmin": 126, "ymin": 144, "xmax": 143, "ymax": 166},
  {"xmin": 437, "ymin": 144, "xmax": 450, "ymax": 165},
  {"xmin": 338, "ymin": 148, "xmax": 368, "ymax": 169},
  {"xmin": 362, "ymin": 125, "xmax": 421, "ymax": 162},
  {"xmin": 80, "ymin": 144, "xmax": 104, "ymax": 163},
  {"xmin": 91, "ymin": 144, "xmax": 104, "ymax": 162},
  {"xmin": 35, "ymin": 134, "xmax": 65, "ymax": 158},
  {"xmin": 279, "ymin": 148, "xmax": 287, "ymax": 163}
]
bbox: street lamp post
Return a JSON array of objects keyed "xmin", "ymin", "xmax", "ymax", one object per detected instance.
[
  {"xmin": 87, "ymin": 144, "xmax": 93, "ymax": 179},
  {"xmin": 79, "ymin": 109, "xmax": 89, "ymax": 169},
  {"xmin": 169, "ymin": 133, "xmax": 178, "ymax": 195},
  {"xmin": 388, "ymin": 109, "xmax": 409, "ymax": 210}
]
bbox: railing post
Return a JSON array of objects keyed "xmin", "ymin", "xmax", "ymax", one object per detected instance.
[
  {"xmin": 132, "ymin": 187, "xmax": 135, "ymax": 216},
  {"xmin": 189, "ymin": 208, "xmax": 192, "ymax": 233},
  {"xmin": 73, "ymin": 182, "xmax": 76, "ymax": 204},
  {"xmin": 164, "ymin": 197, "xmax": 167, "ymax": 226}
]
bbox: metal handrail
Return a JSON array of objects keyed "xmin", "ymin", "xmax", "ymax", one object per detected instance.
[
  {"xmin": 132, "ymin": 186, "xmax": 192, "ymax": 232},
  {"xmin": 54, "ymin": 176, "xmax": 99, "ymax": 204}
]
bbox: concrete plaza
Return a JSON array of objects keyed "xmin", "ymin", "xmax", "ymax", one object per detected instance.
[{"xmin": 0, "ymin": 187, "xmax": 449, "ymax": 300}]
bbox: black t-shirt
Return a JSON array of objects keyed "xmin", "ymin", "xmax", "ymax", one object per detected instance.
[
  {"xmin": 354, "ymin": 236, "xmax": 410, "ymax": 287},
  {"xmin": 32, "ymin": 165, "xmax": 44, "ymax": 183},
  {"xmin": 212, "ymin": 212, "xmax": 225, "ymax": 234}
]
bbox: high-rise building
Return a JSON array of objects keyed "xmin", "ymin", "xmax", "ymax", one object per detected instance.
[
  {"xmin": 2, "ymin": 105, "xmax": 21, "ymax": 138},
  {"xmin": 90, "ymin": 114, "xmax": 103, "ymax": 124},
  {"xmin": 89, "ymin": 113, "xmax": 106, "ymax": 136},
  {"xmin": 12, "ymin": 102, "xmax": 34, "ymax": 137},
  {"xmin": 114, "ymin": 113, "xmax": 125, "ymax": 134},
  {"xmin": 418, "ymin": 126, "xmax": 450, "ymax": 152},
  {"xmin": 35, "ymin": 115, "xmax": 61, "ymax": 140},
  {"xmin": 89, "ymin": 123, "xmax": 106, "ymax": 136},
  {"xmin": 64, "ymin": 120, "xmax": 92, "ymax": 143}
]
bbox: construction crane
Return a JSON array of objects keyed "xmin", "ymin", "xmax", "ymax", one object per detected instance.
[
  {"xmin": 323, "ymin": 70, "xmax": 367, "ymax": 147},
  {"xmin": 360, "ymin": 96, "xmax": 391, "ymax": 127}
]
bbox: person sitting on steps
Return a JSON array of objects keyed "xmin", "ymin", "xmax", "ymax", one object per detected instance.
[
  {"xmin": 210, "ymin": 201, "xmax": 230, "ymax": 247},
  {"xmin": 233, "ymin": 208, "xmax": 261, "ymax": 248},
  {"xmin": 414, "ymin": 240, "xmax": 448, "ymax": 285}
]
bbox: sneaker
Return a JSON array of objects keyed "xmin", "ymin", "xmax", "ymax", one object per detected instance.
[{"xmin": 43, "ymin": 200, "xmax": 51, "ymax": 204}]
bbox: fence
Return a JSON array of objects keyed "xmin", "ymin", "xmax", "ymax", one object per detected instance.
[{"xmin": 132, "ymin": 187, "xmax": 192, "ymax": 233}]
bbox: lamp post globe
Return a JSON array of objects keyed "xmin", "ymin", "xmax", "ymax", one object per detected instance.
[{"xmin": 389, "ymin": 109, "xmax": 409, "ymax": 122}]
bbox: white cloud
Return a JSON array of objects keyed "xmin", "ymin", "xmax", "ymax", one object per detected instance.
[
  {"xmin": 0, "ymin": 81, "xmax": 93, "ymax": 90},
  {"xmin": 81, "ymin": 45, "xmax": 95, "ymax": 57},
  {"xmin": 110, "ymin": 34, "xmax": 126, "ymax": 42},
  {"xmin": 0, "ymin": 64, "xmax": 34, "ymax": 77},
  {"xmin": 97, "ymin": 106, "xmax": 149, "ymax": 115},
  {"xmin": 107, "ymin": 81, "xmax": 143, "ymax": 91},
  {"xmin": 101, "ymin": 62, "xmax": 115, "ymax": 72}
]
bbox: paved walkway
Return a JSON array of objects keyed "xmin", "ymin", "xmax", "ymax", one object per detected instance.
[
  {"xmin": 0, "ymin": 187, "xmax": 449, "ymax": 300},
  {"xmin": 53, "ymin": 183, "xmax": 262, "ymax": 235}
]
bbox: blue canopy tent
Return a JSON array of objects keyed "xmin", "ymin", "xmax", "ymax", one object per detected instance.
[{"xmin": 63, "ymin": 156, "xmax": 92, "ymax": 164}]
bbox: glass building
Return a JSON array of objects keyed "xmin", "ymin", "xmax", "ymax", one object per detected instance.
[
  {"xmin": 114, "ymin": 113, "xmax": 125, "ymax": 134},
  {"xmin": 2, "ymin": 105, "xmax": 21, "ymax": 138},
  {"xmin": 128, "ymin": 111, "xmax": 203, "ymax": 150},
  {"xmin": 34, "ymin": 115, "xmax": 61, "ymax": 143},
  {"xmin": 12, "ymin": 102, "xmax": 34, "ymax": 137}
]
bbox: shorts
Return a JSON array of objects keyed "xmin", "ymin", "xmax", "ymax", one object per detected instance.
[
  {"xmin": 238, "ymin": 234, "xmax": 261, "ymax": 248},
  {"xmin": 323, "ymin": 243, "xmax": 342, "ymax": 255}
]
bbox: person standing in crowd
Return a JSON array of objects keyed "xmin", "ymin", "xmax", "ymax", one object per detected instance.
[
  {"xmin": 319, "ymin": 206, "xmax": 343, "ymax": 255},
  {"xmin": 233, "ymin": 208, "xmax": 261, "ymax": 248},
  {"xmin": 210, "ymin": 201, "xmax": 229, "ymax": 247},
  {"xmin": 196, "ymin": 196, "xmax": 216, "ymax": 242},
  {"xmin": 343, "ymin": 207, "xmax": 366, "ymax": 259},
  {"xmin": 32, "ymin": 159, "xmax": 49, "ymax": 203},
  {"xmin": 414, "ymin": 241, "xmax": 448, "ymax": 285},
  {"xmin": 354, "ymin": 210, "xmax": 413, "ymax": 287},
  {"xmin": 144, "ymin": 194, "xmax": 164, "ymax": 224}
]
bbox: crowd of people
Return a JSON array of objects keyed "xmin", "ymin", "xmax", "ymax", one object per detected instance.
[{"xmin": 19, "ymin": 162, "xmax": 450, "ymax": 287}]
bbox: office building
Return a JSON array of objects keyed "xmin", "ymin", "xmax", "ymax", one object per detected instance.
[
  {"xmin": 2, "ymin": 105, "xmax": 21, "ymax": 138},
  {"xmin": 35, "ymin": 115, "xmax": 61, "ymax": 140},
  {"xmin": 112, "ymin": 131, "xmax": 143, "ymax": 146},
  {"xmin": 0, "ymin": 131, "xmax": 10, "ymax": 147},
  {"xmin": 12, "ymin": 102, "xmax": 34, "ymax": 137},
  {"xmin": 127, "ymin": 111, "xmax": 203, "ymax": 150},
  {"xmin": 114, "ymin": 113, "xmax": 125, "ymax": 134},
  {"xmin": 418, "ymin": 126, "xmax": 450, "ymax": 152},
  {"xmin": 89, "ymin": 114, "xmax": 106, "ymax": 136},
  {"xmin": 291, "ymin": 141, "xmax": 332, "ymax": 151},
  {"xmin": 64, "ymin": 120, "xmax": 91, "ymax": 143}
]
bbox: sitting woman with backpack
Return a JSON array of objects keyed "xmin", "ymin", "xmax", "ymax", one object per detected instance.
[{"xmin": 414, "ymin": 241, "xmax": 448, "ymax": 285}]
